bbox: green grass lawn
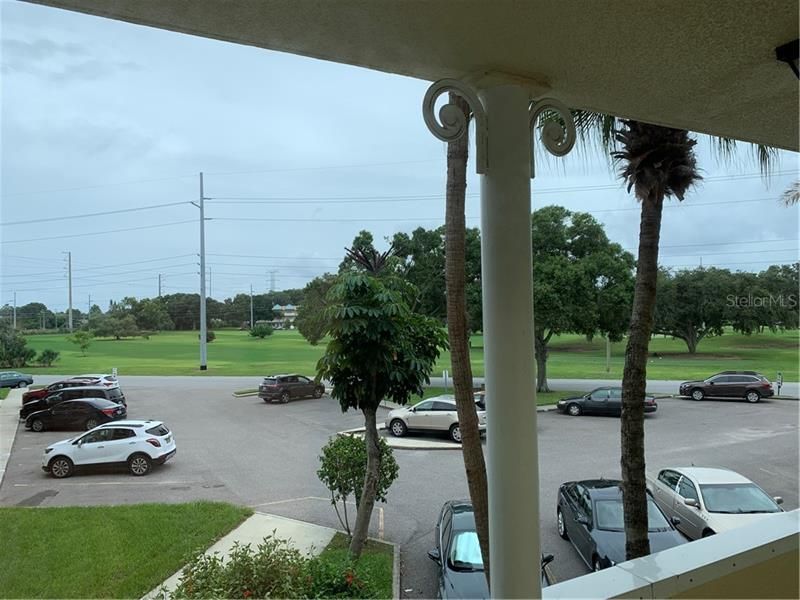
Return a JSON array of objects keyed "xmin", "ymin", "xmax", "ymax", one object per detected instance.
[
  {"xmin": 21, "ymin": 327, "xmax": 799, "ymax": 380},
  {"xmin": 0, "ymin": 502, "xmax": 252, "ymax": 599},
  {"xmin": 319, "ymin": 533, "xmax": 394, "ymax": 599},
  {"xmin": 0, "ymin": 388, "xmax": 9, "ymax": 400}
]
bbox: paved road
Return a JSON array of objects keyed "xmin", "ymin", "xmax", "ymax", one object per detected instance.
[
  {"xmin": 1, "ymin": 378, "xmax": 797, "ymax": 597},
  {"xmin": 29, "ymin": 374, "xmax": 800, "ymax": 398}
]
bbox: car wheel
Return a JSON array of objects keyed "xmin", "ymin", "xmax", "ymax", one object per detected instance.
[
  {"xmin": 746, "ymin": 390, "xmax": 760, "ymax": 403},
  {"xmin": 450, "ymin": 424, "xmax": 462, "ymax": 443},
  {"xmin": 128, "ymin": 453, "xmax": 152, "ymax": 476},
  {"xmin": 49, "ymin": 456, "xmax": 73, "ymax": 479},
  {"xmin": 691, "ymin": 388, "xmax": 704, "ymax": 401},
  {"xmin": 280, "ymin": 391, "xmax": 290, "ymax": 404},
  {"xmin": 389, "ymin": 419, "xmax": 407, "ymax": 437},
  {"xmin": 17, "ymin": 381, "xmax": 26, "ymax": 388},
  {"xmin": 30, "ymin": 419, "xmax": 45, "ymax": 432},
  {"xmin": 85, "ymin": 418, "xmax": 99, "ymax": 431},
  {"xmin": 557, "ymin": 508, "xmax": 569, "ymax": 540},
  {"xmin": 567, "ymin": 403, "xmax": 582, "ymax": 416},
  {"xmin": 313, "ymin": 387, "xmax": 324, "ymax": 399}
]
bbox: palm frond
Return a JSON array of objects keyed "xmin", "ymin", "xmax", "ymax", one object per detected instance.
[
  {"xmin": 781, "ymin": 180, "xmax": 799, "ymax": 206},
  {"xmin": 710, "ymin": 137, "xmax": 778, "ymax": 177}
]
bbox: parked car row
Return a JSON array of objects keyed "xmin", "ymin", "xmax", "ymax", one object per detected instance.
[
  {"xmin": 557, "ymin": 468, "xmax": 784, "ymax": 576},
  {"xmin": 19, "ymin": 373, "xmax": 126, "ymax": 432}
]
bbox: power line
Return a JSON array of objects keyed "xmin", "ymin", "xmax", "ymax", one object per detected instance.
[
  {"xmin": 1, "ymin": 219, "xmax": 196, "ymax": 244},
  {"xmin": 631, "ymin": 237, "xmax": 798, "ymax": 250},
  {"xmin": 208, "ymin": 253, "xmax": 340, "ymax": 260},
  {"xmin": 0, "ymin": 201, "xmax": 190, "ymax": 226},
  {"xmin": 660, "ymin": 247, "xmax": 798, "ymax": 258},
  {"xmin": 204, "ymin": 158, "xmax": 444, "ymax": 177},
  {"xmin": 73, "ymin": 254, "xmax": 197, "ymax": 272}
]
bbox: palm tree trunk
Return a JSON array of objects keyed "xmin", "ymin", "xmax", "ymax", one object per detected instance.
[
  {"xmin": 349, "ymin": 403, "xmax": 380, "ymax": 559},
  {"xmin": 621, "ymin": 190, "xmax": 663, "ymax": 560},
  {"xmin": 445, "ymin": 92, "xmax": 491, "ymax": 584}
]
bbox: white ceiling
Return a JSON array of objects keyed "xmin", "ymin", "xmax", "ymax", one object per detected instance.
[{"xmin": 26, "ymin": 0, "xmax": 800, "ymax": 151}]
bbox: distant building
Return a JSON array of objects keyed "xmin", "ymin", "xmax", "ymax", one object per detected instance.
[{"xmin": 269, "ymin": 304, "xmax": 298, "ymax": 330}]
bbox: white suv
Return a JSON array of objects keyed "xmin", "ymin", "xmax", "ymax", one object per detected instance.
[
  {"xmin": 387, "ymin": 395, "xmax": 486, "ymax": 443},
  {"xmin": 42, "ymin": 420, "xmax": 176, "ymax": 478}
]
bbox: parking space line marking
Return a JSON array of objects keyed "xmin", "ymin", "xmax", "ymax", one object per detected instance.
[{"xmin": 13, "ymin": 480, "xmax": 201, "ymax": 487}]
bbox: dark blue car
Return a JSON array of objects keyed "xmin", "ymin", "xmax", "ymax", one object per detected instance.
[{"xmin": 0, "ymin": 371, "xmax": 33, "ymax": 389}]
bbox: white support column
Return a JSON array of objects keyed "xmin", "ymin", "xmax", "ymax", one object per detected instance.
[
  {"xmin": 479, "ymin": 84, "xmax": 539, "ymax": 599},
  {"xmin": 423, "ymin": 78, "xmax": 574, "ymax": 600}
]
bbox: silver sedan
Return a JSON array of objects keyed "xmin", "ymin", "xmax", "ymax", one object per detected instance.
[
  {"xmin": 646, "ymin": 466, "xmax": 784, "ymax": 539},
  {"xmin": 386, "ymin": 395, "xmax": 486, "ymax": 443}
]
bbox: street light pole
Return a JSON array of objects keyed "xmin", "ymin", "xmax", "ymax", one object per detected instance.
[
  {"xmin": 250, "ymin": 284, "xmax": 254, "ymax": 329},
  {"xmin": 193, "ymin": 172, "xmax": 208, "ymax": 371},
  {"xmin": 66, "ymin": 251, "xmax": 73, "ymax": 331},
  {"xmin": 12, "ymin": 291, "xmax": 16, "ymax": 329}
]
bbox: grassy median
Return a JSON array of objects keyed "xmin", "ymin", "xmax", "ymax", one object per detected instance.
[{"xmin": 0, "ymin": 502, "xmax": 252, "ymax": 599}]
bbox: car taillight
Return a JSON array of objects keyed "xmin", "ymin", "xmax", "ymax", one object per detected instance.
[
  {"xmin": 146, "ymin": 438, "xmax": 161, "ymax": 448},
  {"xmin": 762, "ymin": 382, "xmax": 772, "ymax": 388},
  {"xmin": 101, "ymin": 408, "xmax": 116, "ymax": 416}
]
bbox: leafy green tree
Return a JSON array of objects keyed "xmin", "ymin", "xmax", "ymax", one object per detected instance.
[
  {"xmin": 654, "ymin": 267, "xmax": 730, "ymax": 353},
  {"xmin": 133, "ymin": 298, "xmax": 174, "ymax": 331},
  {"xmin": 338, "ymin": 230, "xmax": 378, "ymax": 273},
  {"xmin": 249, "ymin": 324, "xmax": 274, "ymax": 339},
  {"xmin": 295, "ymin": 274, "xmax": 338, "ymax": 345},
  {"xmin": 0, "ymin": 322, "xmax": 36, "ymax": 367},
  {"xmin": 92, "ymin": 314, "xmax": 139, "ymax": 339},
  {"xmin": 69, "ymin": 331, "xmax": 93, "ymax": 355},
  {"xmin": 36, "ymin": 349, "xmax": 60, "ymax": 366},
  {"xmin": 317, "ymin": 246, "xmax": 447, "ymax": 558},
  {"xmin": 531, "ymin": 206, "xmax": 635, "ymax": 391},
  {"xmin": 317, "ymin": 435, "xmax": 399, "ymax": 538}
]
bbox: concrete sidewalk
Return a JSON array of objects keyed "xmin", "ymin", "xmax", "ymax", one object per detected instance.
[
  {"xmin": 143, "ymin": 512, "xmax": 338, "ymax": 599},
  {"xmin": 0, "ymin": 388, "xmax": 23, "ymax": 489}
]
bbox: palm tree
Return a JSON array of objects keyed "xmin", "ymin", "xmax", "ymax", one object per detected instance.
[
  {"xmin": 612, "ymin": 120, "xmax": 701, "ymax": 558},
  {"xmin": 444, "ymin": 92, "xmax": 491, "ymax": 584},
  {"xmin": 781, "ymin": 180, "xmax": 799, "ymax": 206}
]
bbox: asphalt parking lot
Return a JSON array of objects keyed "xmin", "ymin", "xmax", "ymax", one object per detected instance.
[{"xmin": 1, "ymin": 379, "xmax": 797, "ymax": 597}]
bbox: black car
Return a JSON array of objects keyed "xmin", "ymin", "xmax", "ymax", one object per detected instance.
[
  {"xmin": 678, "ymin": 371, "xmax": 774, "ymax": 403},
  {"xmin": 428, "ymin": 500, "xmax": 552, "ymax": 598},
  {"xmin": 22, "ymin": 377, "xmax": 99, "ymax": 403},
  {"xmin": 19, "ymin": 385, "xmax": 126, "ymax": 420},
  {"xmin": 0, "ymin": 371, "xmax": 33, "ymax": 388},
  {"xmin": 557, "ymin": 479, "xmax": 686, "ymax": 572},
  {"xmin": 556, "ymin": 387, "xmax": 657, "ymax": 417},
  {"xmin": 258, "ymin": 374, "xmax": 325, "ymax": 403},
  {"xmin": 25, "ymin": 398, "xmax": 127, "ymax": 432}
]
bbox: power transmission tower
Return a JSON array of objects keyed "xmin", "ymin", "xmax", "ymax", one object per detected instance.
[{"xmin": 268, "ymin": 270, "xmax": 277, "ymax": 293}]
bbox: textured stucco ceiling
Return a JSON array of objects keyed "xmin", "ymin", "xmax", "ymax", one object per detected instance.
[{"xmin": 25, "ymin": 0, "xmax": 800, "ymax": 151}]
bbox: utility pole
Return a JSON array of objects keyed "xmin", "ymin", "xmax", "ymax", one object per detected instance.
[
  {"xmin": 88, "ymin": 294, "xmax": 92, "ymax": 313},
  {"xmin": 12, "ymin": 291, "xmax": 16, "ymax": 329},
  {"xmin": 250, "ymin": 284, "xmax": 254, "ymax": 329},
  {"xmin": 40, "ymin": 310, "xmax": 45, "ymax": 330},
  {"xmin": 605, "ymin": 335, "xmax": 611, "ymax": 373},
  {"xmin": 64, "ymin": 251, "xmax": 73, "ymax": 331},
  {"xmin": 191, "ymin": 172, "xmax": 208, "ymax": 371},
  {"xmin": 158, "ymin": 274, "xmax": 162, "ymax": 297},
  {"xmin": 207, "ymin": 268, "xmax": 212, "ymax": 299}
]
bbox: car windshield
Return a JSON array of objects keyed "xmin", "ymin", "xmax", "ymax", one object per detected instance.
[
  {"xmin": 449, "ymin": 531, "xmax": 484, "ymax": 571},
  {"xmin": 699, "ymin": 483, "xmax": 781, "ymax": 514},
  {"xmin": 594, "ymin": 498, "xmax": 671, "ymax": 531},
  {"xmin": 263, "ymin": 378, "xmax": 277, "ymax": 385}
]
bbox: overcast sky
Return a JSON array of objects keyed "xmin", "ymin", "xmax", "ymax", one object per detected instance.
[{"xmin": 1, "ymin": 1, "xmax": 798, "ymax": 314}]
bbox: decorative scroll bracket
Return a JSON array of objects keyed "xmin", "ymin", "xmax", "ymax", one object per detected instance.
[
  {"xmin": 422, "ymin": 79, "xmax": 488, "ymax": 174},
  {"xmin": 529, "ymin": 98, "xmax": 576, "ymax": 179}
]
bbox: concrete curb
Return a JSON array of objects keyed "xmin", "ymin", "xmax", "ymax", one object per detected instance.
[
  {"xmin": 0, "ymin": 388, "xmax": 23, "ymax": 490},
  {"xmin": 231, "ymin": 391, "xmax": 258, "ymax": 398}
]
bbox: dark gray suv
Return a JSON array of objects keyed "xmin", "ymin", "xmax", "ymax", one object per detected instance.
[
  {"xmin": 679, "ymin": 371, "xmax": 774, "ymax": 403},
  {"xmin": 258, "ymin": 374, "xmax": 325, "ymax": 404}
]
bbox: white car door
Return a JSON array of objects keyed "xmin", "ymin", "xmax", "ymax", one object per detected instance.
[
  {"xmin": 105, "ymin": 427, "xmax": 138, "ymax": 463},
  {"xmin": 674, "ymin": 475, "xmax": 706, "ymax": 539},
  {"xmin": 650, "ymin": 469, "xmax": 682, "ymax": 518},
  {"xmin": 407, "ymin": 400, "xmax": 436, "ymax": 430},
  {"xmin": 430, "ymin": 400, "xmax": 457, "ymax": 431},
  {"xmin": 72, "ymin": 428, "xmax": 116, "ymax": 465}
]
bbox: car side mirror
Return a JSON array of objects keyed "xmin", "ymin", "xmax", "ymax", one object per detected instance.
[
  {"xmin": 541, "ymin": 554, "xmax": 554, "ymax": 568},
  {"xmin": 684, "ymin": 498, "xmax": 699, "ymax": 508},
  {"xmin": 427, "ymin": 549, "xmax": 441, "ymax": 563},
  {"xmin": 774, "ymin": 496, "xmax": 784, "ymax": 505},
  {"xmin": 670, "ymin": 516, "xmax": 682, "ymax": 526},
  {"xmin": 577, "ymin": 515, "xmax": 591, "ymax": 527},
  {"xmin": 76, "ymin": 440, "xmax": 83, "ymax": 447}
]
